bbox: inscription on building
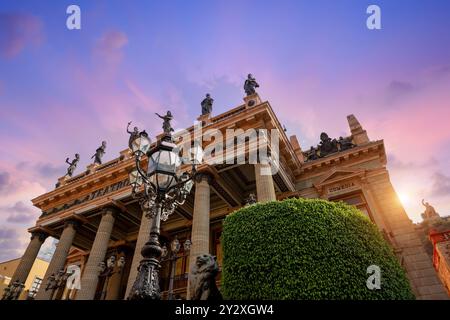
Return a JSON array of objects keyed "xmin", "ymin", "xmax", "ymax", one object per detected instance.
[
  {"xmin": 328, "ymin": 182, "xmax": 356, "ymax": 194},
  {"xmin": 40, "ymin": 179, "xmax": 130, "ymax": 217}
]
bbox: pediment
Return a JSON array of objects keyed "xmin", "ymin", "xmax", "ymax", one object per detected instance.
[
  {"xmin": 67, "ymin": 247, "xmax": 86, "ymax": 258},
  {"xmin": 315, "ymin": 167, "xmax": 365, "ymax": 187}
]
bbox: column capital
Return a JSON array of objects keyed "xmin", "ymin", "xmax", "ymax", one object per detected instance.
[
  {"xmin": 30, "ymin": 231, "xmax": 48, "ymax": 243},
  {"xmin": 64, "ymin": 219, "xmax": 81, "ymax": 230},
  {"xmin": 102, "ymin": 206, "xmax": 120, "ymax": 218},
  {"xmin": 194, "ymin": 172, "xmax": 213, "ymax": 184}
]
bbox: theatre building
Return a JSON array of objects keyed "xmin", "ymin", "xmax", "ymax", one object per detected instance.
[{"xmin": 4, "ymin": 93, "xmax": 449, "ymax": 300}]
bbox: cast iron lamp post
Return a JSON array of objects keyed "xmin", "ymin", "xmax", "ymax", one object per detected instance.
[
  {"xmin": 161, "ymin": 237, "xmax": 191, "ymax": 300},
  {"xmin": 127, "ymin": 114, "xmax": 201, "ymax": 300}
]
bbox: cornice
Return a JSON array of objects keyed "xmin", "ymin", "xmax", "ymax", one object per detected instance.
[{"xmin": 300, "ymin": 140, "xmax": 386, "ymax": 174}]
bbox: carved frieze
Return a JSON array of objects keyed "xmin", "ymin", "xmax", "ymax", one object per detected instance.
[{"xmin": 40, "ymin": 178, "xmax": 130, "ymax": 218}]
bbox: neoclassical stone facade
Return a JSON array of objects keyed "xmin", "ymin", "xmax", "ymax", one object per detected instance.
[{"xmin": 7, "ymin": 94, "xmax": 449, "ymax": 300}]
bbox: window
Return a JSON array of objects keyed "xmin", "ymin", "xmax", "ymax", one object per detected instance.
[{"xmin": 28, "ymin": 276, "xmax": 42, "ymax": 298}]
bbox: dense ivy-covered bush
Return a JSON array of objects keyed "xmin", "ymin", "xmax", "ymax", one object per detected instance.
[{"xmin": 221, "ymin": 198, "xmax": 414, "ymax": 299}]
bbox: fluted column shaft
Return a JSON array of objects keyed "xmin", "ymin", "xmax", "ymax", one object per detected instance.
[
  {"xmin": 76, "ymin": 208, "xmax": 117, "ymax": 300},
  {"xmin": 35, "ymin": 221, "xmax": 78, "ymax": 300},
  {"xmin": 10, "ymin": 231, "xmax": 48, "ymax": 285},
  {"xmin": 124, "ymin": 212, "xmax": 153, "ymax": 298},
  {"xmin": 187, "ymin": 173, "xmax": 211, "ymax": 299},
  {"xmin": 254, "ymin": 163, "xmax": 276, "ymax": 202}
]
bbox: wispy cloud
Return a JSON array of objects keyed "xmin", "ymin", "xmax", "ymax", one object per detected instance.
[
  {"xmin": 16, "ymin": 161, "xmax": 66, "ymax": 180},
  {"xmin": 431, "ymin": 172, "xmax": 450, "ymax": 197},
  {"xmin": 94, "ymin": 30, "xmax": 128, "ymax": 64},
  {"xmin": 0, "ymin": 227, "xmax": 23, "ymax": 261},
  {"xmin": 385, "ymin": 80, "xmax": 416, "ymax": 103},
  {"xmin": 5, "ymin": 201, "xmax": 37, "ymax": 224},
  {"xmin": 0, "ymin": 171, "xmax": 11, "ymax": 193},
  {"xmin": 0, "ymin": 12, "xmax": 44, "ymax": 58}
]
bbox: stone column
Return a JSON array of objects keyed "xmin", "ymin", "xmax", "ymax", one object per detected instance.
[
  {"xmin": 254, "ymin": 163, "xmax": 276, "ymax": 203},
  {"xmin": 187, "ymin": 173, "xmax": 211, "ymax": 299},
  {"xmin": 124, "ymin": 212, "xmax": 153, "ymax": 299},
  {"xmin": 76, "ymin": 207, "xmax": 118, "ymax": 300},
  {"xmin": 35, "ymin": 221, "xmax": 78, "ymax": 300},
  {"xmin": 10, "ymin": 231, "xmax": 48, "ymax": 286}
]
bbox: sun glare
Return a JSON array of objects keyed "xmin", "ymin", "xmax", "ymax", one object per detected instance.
[{"xmin": 398, "ymin": 192, "xmax": 410, "ymax": 206}]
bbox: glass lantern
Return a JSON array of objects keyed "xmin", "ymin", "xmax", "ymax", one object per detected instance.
[
  {"xmin": 189, "ymin": 143, "xmax": 204, "ymax": 166},
  {"xmin": 131, "ymin": 134, "xmax": 151, "ymax": 155},
  {"xmin": 129, "ymin": 170, "xmax": 143, "ymax": 189},
  {"xmin": 148, "ymin": 139, "xmax": 181, "ymax": 193},
  {"xmin": 182, "ymin": 179, "xmax": 194, "ymax": 195}
]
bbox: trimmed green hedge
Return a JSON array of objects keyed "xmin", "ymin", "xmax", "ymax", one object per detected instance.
[{"xmin": 221, "ymin": 198, "xmax": 415, "ymax": 299}]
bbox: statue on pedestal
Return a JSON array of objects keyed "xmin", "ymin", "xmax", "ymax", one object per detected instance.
[
  {"xmin": 126, "ymin": 121, "xmax": 149, "ymax": 150},
  {"xmin": 318, "ymin": 132, "xmax": 338, "ymax": 157},
  {"xmin": 244, "ymin": 74, "xmax": 259, "ymax": 96},
  {"xmin": 201, "ymin": 94, "xmax": 214, "ymax": 115},
  {"xmin": 338, "ymin": 136, "xmax": 356, "ymax": 151},
  {"xmin": 127, "ymin": 122, "xmax": 140, "ymax": 149},
  {"xmin": 65, "ymin": 154, "xmax": 80, "ymax": 177},
  {"xmin": 306, "ymin": 146, "xmax": 319, "ymax": 161},
  {"xmin": 91, "ymin": 141, "xmax": 107, "ymax": 165},
  {"xmin": 421, "ymin": 199, "xmax": 440, "ymax": 220},
  {"xmin": 156, "ymin": 111, "xmax": 174, "ymax": 135}
]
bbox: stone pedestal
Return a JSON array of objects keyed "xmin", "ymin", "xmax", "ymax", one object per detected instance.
[
  {"xmin": 56, "ymin": 176, "xmax": 68, "ymax": 188},
  {"xmin": 254, "ymin": 163, "xmax": 276, "ymax": 202},
  {"xmin": 76, "ymin": 208, "xmax": 117, "ymax": 300},
  {"xmin": 36, "ymin": 221, "xmax": 78, "ymax": 300},
  {"xmin": 119, "ymin": 149, "xmax": 132, "ymax": 161},
  {"xmin": 197, "ymin": 113, "xmax": 212, "ymax": 126},
  {"xmin": 243, "ymin": 93, "xmax": 262, "ymax": 108},
  {"xmin": 187, "ymin": 173, "xmax": 211, "ymax": 299},
  {"xmin": 86, "ymin": 163, "xmax": 99, "ymax": 174}
]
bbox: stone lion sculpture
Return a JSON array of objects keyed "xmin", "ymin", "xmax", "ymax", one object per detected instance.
[{"xmin": 188, "ymin": 254, "xmax": 222, "ymax": 301}]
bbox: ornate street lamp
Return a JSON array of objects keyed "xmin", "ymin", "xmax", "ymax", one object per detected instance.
[
  {"xmin": 161, "ymin": 237, "xmax": 191, "ymax": 300},
  {"xmin": 127, "ymin": 113, "xmax": 201, "ymax": 300}
]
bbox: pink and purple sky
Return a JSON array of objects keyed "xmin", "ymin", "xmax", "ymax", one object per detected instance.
[{"xmin": 1, "ymin": 0, "xmax": 450, "ymax": 261}]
